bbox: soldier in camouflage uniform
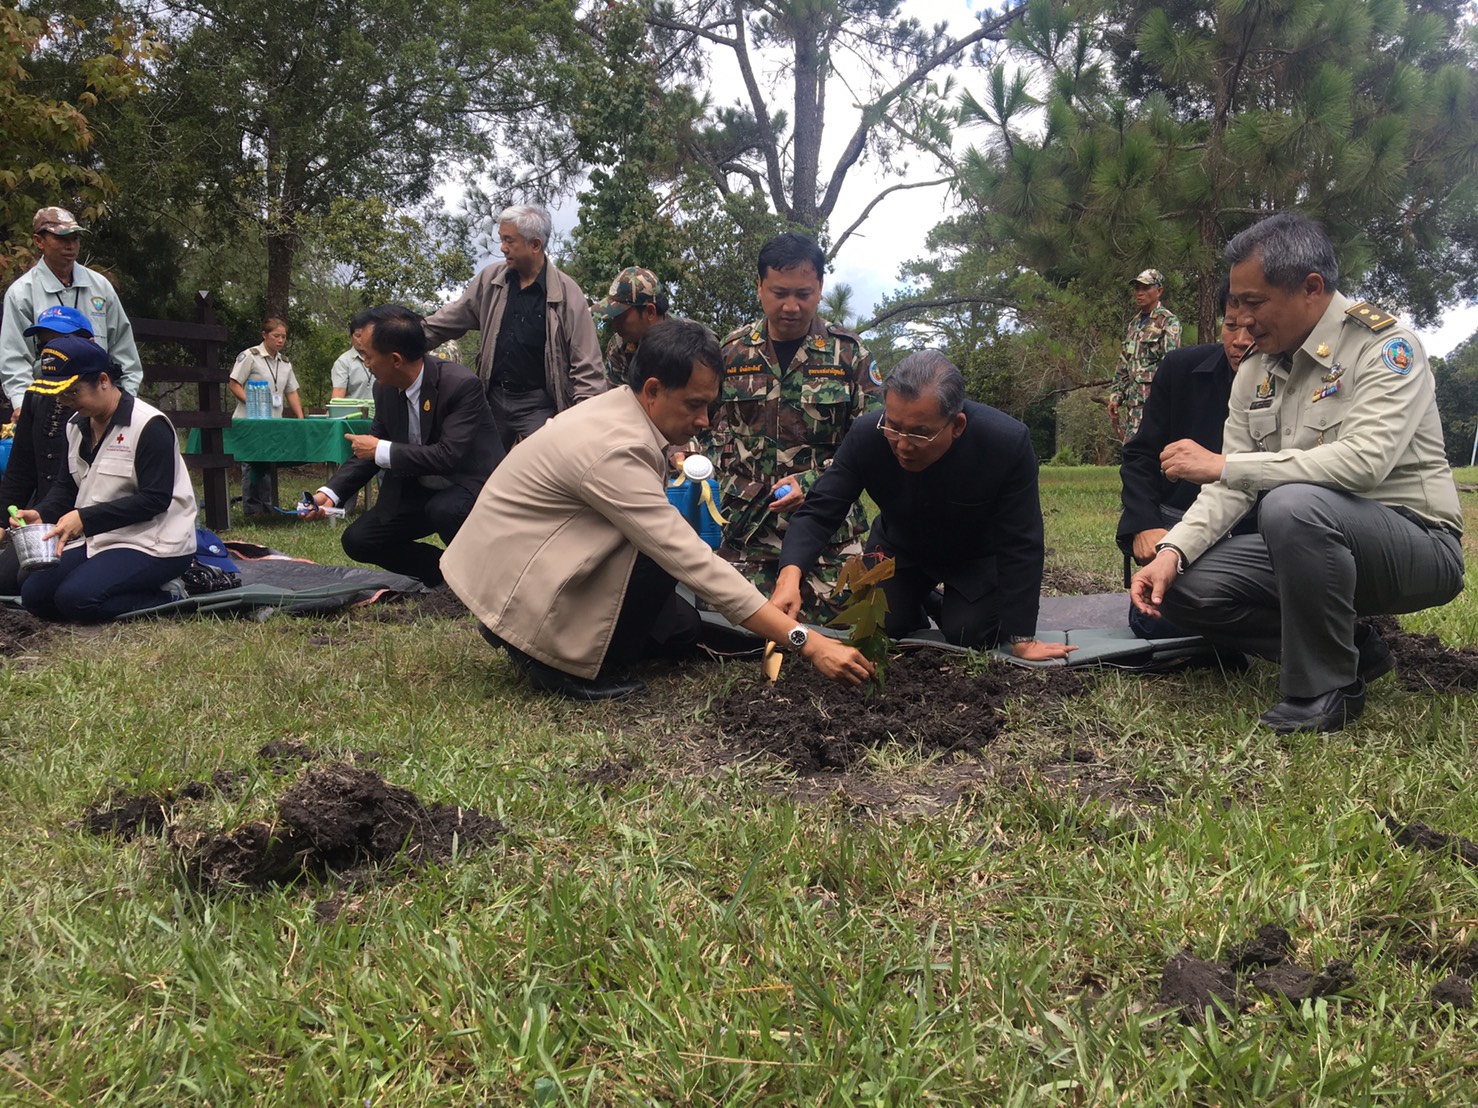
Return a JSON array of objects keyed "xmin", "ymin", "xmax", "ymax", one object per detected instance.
[
  {"xmin": 706, "ymin": 233, "xmax": 879, "ymax": 622},
  {"xmin": 1109, "ymin": 268, "xmax": 1182, "ymax": 442},
  {"xmin": 592, "ymin": 266, "xmax": 669, "ymax": 388}
]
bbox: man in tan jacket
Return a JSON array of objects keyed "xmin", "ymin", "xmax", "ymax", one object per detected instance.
[
  {"xmin": 423, "ymin": 203, "xmax": 605, "ymax": 451},
  {"xmin": 442, "ymin": 319, "xmax": 875, "ymax": 701},
  {"xmin": 1132, "ymin": 213, "xmax": 1464, "ymax": 733}
]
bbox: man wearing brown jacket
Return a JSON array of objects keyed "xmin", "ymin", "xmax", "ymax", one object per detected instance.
[
  {"xmin": 442, "ymin": 319, "xmax": 874, "ymax": 701},
  {"xmin": 423, "ymin": 203, "xmax": 605, "ymax": 450}
]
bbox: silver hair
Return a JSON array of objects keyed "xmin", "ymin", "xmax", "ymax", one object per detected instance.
[
  {"xmin": 1224, "ymin": 212, "xmax": 1339, "ymax": 293},
  {"xmin": 882, "ymin": 350, "xmax": 966, "ymax": 419},
  {"xmin": 498, "ymin": 204, "xmax": 552, "ymax": 247}
]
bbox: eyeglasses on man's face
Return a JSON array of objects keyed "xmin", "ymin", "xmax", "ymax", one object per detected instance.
[{"xmin": 878, "ymin": 417, "xmax": 949, "ymax": 445}]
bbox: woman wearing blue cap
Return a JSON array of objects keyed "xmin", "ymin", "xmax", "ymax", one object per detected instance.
[
  {"xmin": 11, "ymin": 335, "xmax": 197, "ymax": 620},
  {"xmin": 0, "ymin": 307, "xmax": 95, "ymax": 594}
]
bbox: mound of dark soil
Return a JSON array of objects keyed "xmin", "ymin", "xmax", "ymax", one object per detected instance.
[
  {"xmin": 1378, "ymin": 812, "xmax": 1478, "ymax": 867},
  {"xmin": 1160, "ymin": 950, "xmax": 1244, "ymax": 1020},
  {"xmin": 178, "ymin": 763, "xmax": 503, "ymax": 893},
  {"xmin": 83, "ymin": 771, "xmax": 242, "ymax": 838},
  {"xmin": 1160, "ymin": 924, "xmax": 1356, "ymax": 1023},
  {"xmin": 1430, "ymin": 975, "xmax": 1473, "ymax": 1009},
  {"xmin": 1369, "ymin": 616, "xmax": 1478, "ymax": 693},
  {"xmin": 0, "ymin": 607, "xmax": 57, "ymax": 657},
  {"xmin": 258, "ymin": 739, "xmax": 317, "ymax": 768},
  {"xmin": 707, "ymin": 652, "xmax": 1083, "ymax": 771}
]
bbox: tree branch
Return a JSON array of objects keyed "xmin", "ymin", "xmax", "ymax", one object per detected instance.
[
  {"xmin": 816, "ymin": 3, "xmax": 1027, "ymax": 222},
  {"xmin": 859, "ymin": 293, "xmax": 1013, "ymax": 332},
  {"xmin": 828, "ymin": 176, "xmax": 952, "ymax": 258}
]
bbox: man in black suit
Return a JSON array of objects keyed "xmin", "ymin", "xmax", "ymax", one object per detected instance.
[
  {"xmin": 308, "ymin": 305, "xmax": 503, "ymax": 586},
  {"xmin": 772, "ymin": 350, "xmax": 1074, "ymax": 660},
  {"xmin": 1117, "ymin": 286, "xmax": 1256, "ymax": 635}
]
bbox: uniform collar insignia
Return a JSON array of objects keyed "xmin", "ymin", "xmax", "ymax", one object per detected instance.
[{"xmin": 1315, "ymin": 343, "xmax": 1331, "ymax": 358}]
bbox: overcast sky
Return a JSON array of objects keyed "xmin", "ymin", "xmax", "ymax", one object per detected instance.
[{"xmin": 468, "ymin": 0, "xmax": 1477, "ymax": 356}]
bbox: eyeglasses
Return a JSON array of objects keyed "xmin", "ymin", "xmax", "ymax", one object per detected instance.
[{"xmin": 878, "ymin": 418, "xmax": 949, "ymax": 445}]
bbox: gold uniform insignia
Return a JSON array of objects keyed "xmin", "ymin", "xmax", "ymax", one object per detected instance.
[
  {"xmin": 1345, "ymin": 301, "xmax": 1397, "ymax": 333},
  {"xmin": 1316, "ymin": 343, "xmax": 1331, "ymax": 357}
]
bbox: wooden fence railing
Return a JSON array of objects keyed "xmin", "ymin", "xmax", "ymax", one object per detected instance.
[{"xmin": 133, "ymin": 292, "xmax": 231, "ymax": 530}]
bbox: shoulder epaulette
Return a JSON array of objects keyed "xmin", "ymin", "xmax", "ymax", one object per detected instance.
[
  {"xmin": 722, "ymin": 323, "xmax": 762, "ymax": 347},
  {"xmin": 1345, "ymin": 301, "xmax": 1398, "ymax": 333},
  {"xmin": 824, "ymin": 320, "xmax": 861, "ymax": 342}
]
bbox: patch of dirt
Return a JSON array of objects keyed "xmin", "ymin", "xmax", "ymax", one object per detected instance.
[
  {"xmin": 258, "ymin": 740, "xmax": 318, "ymax": 769},
  {"xmin": 1159, "ymin": 950, "xmax": 1244, "ymax": 1021},
  {"xmin": 1430, "ymin": 975, "xmax": 1473, "ymax": 1009},
  {"xmin": 1160, "ymin": 924, "xmax": 1357, "ymax": 1023},
  {"xmin": 1228, "ymin": 924, "xmax": 1293, "ymax": 971},
  {"xmin": 176, "ymin": 763, "xmax": 504, "ymax": 895},
  {"xmin": 1369, "ymin": 615, "xmax": 1478, "ymax": 693},
  {"xmin": 1378, "ymin": 812, "xmax": 1478, "ymax": 867},
  {"xmin": 0, "ymin": 607, "xmax": 58, "ymax": 657},
  {"xmin": 705, "ymin": 652, "xmax": 1083, "ymax": 771},
  {"xmin": 82, "ymin": 771, "xmax": 242, "ymax": 839},
  {"xmin": 577, "ymin": 758, "xmax": 644, "ymax": 789},
  {"xmin": 1040, "ymin": 563, "xmax": 1120, "ymax": 597},
  {"xmin": 356, "ymin": 584, "xmax": 468, "ymax": 623}
]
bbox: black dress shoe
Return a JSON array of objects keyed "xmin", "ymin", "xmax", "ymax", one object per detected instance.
[
  {"xmin": 524, "ymin": 661, "xmax": 646, "ymax": 701},
  {"xmin": 1355, "ymin": 623, "xmax": 1395, "ymax": 683},
  {"xmin": 1258, "ymin": 680, "xmax": 1366, "ymax": 733}
]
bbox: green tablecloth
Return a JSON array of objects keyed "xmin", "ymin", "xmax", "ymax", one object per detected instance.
[{"xmin": 186, "ymin": 416, "xmax": 373, "ymax": 464}]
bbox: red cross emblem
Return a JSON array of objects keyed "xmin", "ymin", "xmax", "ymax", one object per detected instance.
[{"xmin": 116, "ymin": 433, "xmax": 125, "ymax": 443}]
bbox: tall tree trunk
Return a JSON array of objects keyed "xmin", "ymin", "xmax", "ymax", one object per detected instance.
[
  {"xmin": 263, "ymin": 125, "xmax": 301, "ymax": 321},
  {"xmin": 791, "ymin": 20, "xmax": 823, "ymax": 230}
]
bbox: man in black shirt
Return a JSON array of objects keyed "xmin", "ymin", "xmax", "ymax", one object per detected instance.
[
  {"xmin": 1117, "ymin": 284, "xmax": 1257, "ymax": 636},
  {"xmin": 773, "ymin": 350, "xmax": 1075, "ymax": 660},
  {"xmin": 423, "ymin": 204, "xmax": 604, "ymax": 451}
]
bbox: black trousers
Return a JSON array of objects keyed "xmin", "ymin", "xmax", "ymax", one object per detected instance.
[
  {"xmin": 488, "ymin": 384, "xmax": 556, "ymax": 452},
  {"xmin": 603, "ymin": 554, "xmax": 702, "ymax": 674},
  {"xmin": 340, "ymin": 480, "xmax": 476, "ymax": 587},
  {"xmin": 875, "ymin": 552, "xmax": 1002, "ymax": 649}
]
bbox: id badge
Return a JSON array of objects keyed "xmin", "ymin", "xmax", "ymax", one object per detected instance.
[{"xmin": 272, "ymin": 391, "xmax": 284, "ymax": 409}]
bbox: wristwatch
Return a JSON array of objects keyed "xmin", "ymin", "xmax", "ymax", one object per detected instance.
[
  {"xmin": 1007, "ymin": 634, "xmax": 1034, "ymax": 645},
  {"xmin": 1153, "ymin": 541, "xmax": 1188, "ymax": 574},
  {"xmin": 786, "ymin": 626, "xmax": 810, "ymax": 651}
]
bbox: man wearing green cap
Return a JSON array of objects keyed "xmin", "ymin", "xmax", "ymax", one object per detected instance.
[
  {"xmin": 1108, "ymin": 268, "xmax": 1181, "ymax": 442},
  {"xmin": 591, "ymin": 266, "xmax": 670, "ymax": 388},
  {"xmin": 0, "ymin": 207, "xmax": 142, "ymax": 417}
]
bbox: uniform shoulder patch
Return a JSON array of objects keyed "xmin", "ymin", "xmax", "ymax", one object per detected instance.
[
  {"xmin": 868, "ymin": 362, "xmax": 883, "ymax": 386},
  {"xmin": 1380, "ymin": 336, "xmax": 1414, "ymax": 375},
  {"xmin": 1345, "ymin": 301, "xmax": 1398, "ymax": 333},
  {"xmin": 724, "ymin": 323, "xmax": 762, "ymax": 348}
]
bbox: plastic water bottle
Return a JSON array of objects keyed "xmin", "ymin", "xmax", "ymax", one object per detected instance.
[{"xmin": 246, "ymin": 379, "xmax": 271, "ymax": 419}]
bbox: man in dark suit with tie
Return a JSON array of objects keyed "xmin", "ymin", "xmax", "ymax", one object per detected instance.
[{"xmin": 308, "ymin": 304, "xmax": 503, "ymax": 586}]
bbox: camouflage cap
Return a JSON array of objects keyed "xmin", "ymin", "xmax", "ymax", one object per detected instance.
[
  {"xmin": 33, "ymin": 207, "xmax": 84, "ymax": 236},
  {"xmin": 1130, "ymin": 268, "xmax": 1165, "ymax": 287},
  {"xmin": 592, "ymin": 266, "xmax": 663, "ymax": 320}
]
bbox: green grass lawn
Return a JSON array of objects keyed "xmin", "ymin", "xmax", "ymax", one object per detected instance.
[{"xmin": 2, "ymin": 467, "xmax": 1477, "ymax": 1104}]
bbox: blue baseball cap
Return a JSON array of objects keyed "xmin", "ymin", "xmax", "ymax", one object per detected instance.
[{"xmin": 23, "ymin": 305, "xmax": 94, "ymax": 338}]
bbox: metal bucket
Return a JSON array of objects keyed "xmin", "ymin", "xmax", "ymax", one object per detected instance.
[{"xmin": 12, "ymin": 523, "xmax": 60, "ymax": 571}]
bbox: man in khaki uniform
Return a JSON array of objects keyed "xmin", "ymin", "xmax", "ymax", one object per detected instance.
[
  {"xmin": 1132, "ymin": 213, "xmax": 1464, "ymax": 732},
  {"xmin": 1109, "ymin": 268, "xmax": 1181, "ymax": 442}
]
